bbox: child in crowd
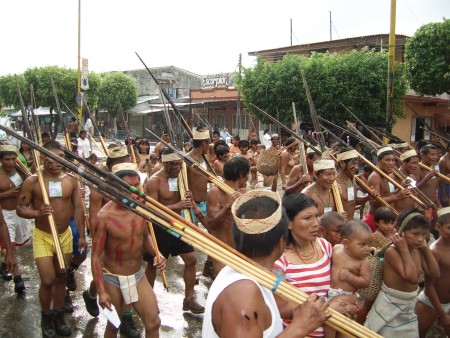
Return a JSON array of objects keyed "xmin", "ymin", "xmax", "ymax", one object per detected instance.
[
  {"xmin": 320, "ymin": 211, "xmax": 345, "ymax": 246},
  {"xmin": 365, "ymin": 209, "xmax": 440, "ymax": 337},
  {"xmin": 237, "ymin": 140, "xmax": 257, "ymax": 187},
  {"xmin": 370, "ymin": 206, "xmax": 397, "ymax": 249},
  {"xmin": 416, "ymin": 207, "xmax": 450, "ymax": 337},
  {"xmin": 326, "ymin": 220, "xmax": 372, "ymax": 338}
]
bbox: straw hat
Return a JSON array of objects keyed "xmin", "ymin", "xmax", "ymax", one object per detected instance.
[
  {"xmin": 400, "ymin": 149, "xmax": 418, "ymax": 161},
  {"xmin": 336, "ymin": 149, "xmax": 359, "ymax": 162},
  {"xmin": 193, "ymin": 130, "xmax": 210, "ymax": 140},
  {"xmin": 111, "ymin": 163, "xmax": 138, "ymax": 174},
  {"xmin": 313, "ymin": 159, "xmax": 335, "ymax": 172},
  {"xmin": 0, "ymin": 144, "xmax": 18, "ymax": 153},
  {"xmin": 161, "ymin": 152, "xmax": 182, "ymax": 162},
  {"xmin": 437, "ymin": 207, "xmax": 450, "ymax": 218},
  {"xmin": 108, "ymin": 146, "xmax": 128, "ymax": 159},
  {"xmin": 376, "ymin": 146, "xmax": 393, "ymax": 157},
  {"xmin": 231, "ymin": 190, "xmax": 282, "ymax": 234},
  {"xmin": 391, "ymin": 142, "xmax": 408, "ymax": 149},
  {"xmin": 306, "ymin": 147, "xmax": 316, "ymax": 155}
]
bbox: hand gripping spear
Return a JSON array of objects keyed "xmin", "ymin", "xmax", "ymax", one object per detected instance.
[{"xmin": 16, "ymin": 77, "xmax": 67, "ymax": 273}]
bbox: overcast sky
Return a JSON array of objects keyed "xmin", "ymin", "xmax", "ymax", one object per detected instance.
[{"xmin": 0, "ymin": 0, "xmax": 448, "ymax": 77}]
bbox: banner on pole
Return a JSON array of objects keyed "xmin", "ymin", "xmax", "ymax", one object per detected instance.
[{"xmin": 81, "ymin": 58, "xmax": 89, "ymax": 90}]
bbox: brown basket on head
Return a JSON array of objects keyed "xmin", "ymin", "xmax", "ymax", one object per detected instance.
[{"xmin": 257, "ymin": 149, "xmax": 280, "ymax": 176}]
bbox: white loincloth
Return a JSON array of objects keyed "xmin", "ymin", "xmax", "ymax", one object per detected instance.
[{"xmin": 364, "ymin": 282, "xmax": 419, "ymax": 337}]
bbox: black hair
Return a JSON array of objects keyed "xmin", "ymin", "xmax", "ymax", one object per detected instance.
[
  {"xmin": 396, "ymin": 208, "xmax": 429, "ymax": 232},
  {"xmin": 139, "ymin": 139, "xmax": 150, "ymax": 154},
  {"xmin": 306, "ymin": 152, "xmax": 317, "ymax": 160},
  {"xmin": 377, "ymin": 150, "xmax": 395, "ymax": 161},
  {"xmin": 41, "ymin": 132, "xmax": 51, "ymax": 139},
  {"xmin": 71, "ymin": 117, "xmax": 76, "ymax": 121},
  {"xmin": 193, "ymin": 139, "xmax": 208, "ymax": 148},
  {"xmin": 88, "ymin": 153, "xmax": 98, "ymax": 160},
  {"xmin": 420, "ymin": 144, "xmax": 437, "ymax": 155},
  {"xmin": 415, "ymin": 140, "xmax": 428, "ymax": 150},
  {"xmin": 363, "ymin": 165, "xmax": 373, "ymax": 173},
  {"xmin": 341, "ymin": 219, "xmax": 372, "ymax": 240},
  {"xmin": 106, "ymin": 155, "xmax": 130, "ymax": 171},
  {"xmin": 238, "ymin": 140, "xmax": 249, "ymax": 148},
  {"xmin": 215, "ymin": 145, "xmax": 229, "ymax": 158},
  {"xmin": 320, "ymin": 211, "xmax": 345, "ymax": 230},
  {"xmin": 284, "ymin": 137, "xmax": 296, "ymax": 147},
  {"xmin": 214, "ymin": 140, "xmax": 228, "ymax": 153},
  {"xmin": 43, "ymin": 140, "xmax": 62, "ymax": 151},
  {"xmin": 223, "ymin": 157, "xmax": 250, "ymax": 181},
  {"xmin": 79, "ymin": 129, "xmax": 87, "ymax": 137},
  {"xmin": 250, "ymin": 139, "xmax": 259, "ymax": 146},
  {"xmin": 233, "ymin": 196, "xmax": 289, "ymax": 258},
  {"xmin": 374, "ymin": 206, "xmax": 397, "ymax": 223},
  {"xmin": 283, "ymin": 193, "xmax": 318, "ymax": 246},
  {"xmin": 212, "ymin": 130, "xmax": 220, "ymax": 137},
  {"xmin": 232, "ymin": 135, "xmax": 240, "ymax": 141}
]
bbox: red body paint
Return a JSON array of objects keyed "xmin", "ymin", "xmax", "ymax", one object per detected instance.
[
  {"xmin": 109, "ymin": 216, "xmax": 126, "ymax": 231},
  {"xmin": 129, "ymin": 220, "xmax": 137, "ymax": 250},
  {"xmin": 114, "ymin": 244, "xmax": 123, "ymax": 267}
]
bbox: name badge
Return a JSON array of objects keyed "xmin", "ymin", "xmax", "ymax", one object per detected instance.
[
  {"xmin": 324, "ymin": 206, "xmax": 332, "ymax": 213},
  {"xmin": 388, "ymin": 182, "xmax": 395, "ymax": 193},
  {"xmin": 168, "ymin": 177, "xmax": 178, "ymax": 192},
  {"xmin": 49, "ymin": 181, "xmax": 63, "ymax": 197},
  {"xmin": 347, "ymin": 186, "xmax": 355, "ymax": 201},
  {"xmin": 200, "ymin": 161, "xmax": 207, "ymax": 170},
  {"xmin": 407, "ymin": 176, "xmax": 417, "ymax": 188},
  {"xmin": 10, "ymin": 172, "xmax": 23, "ymax": 187}
]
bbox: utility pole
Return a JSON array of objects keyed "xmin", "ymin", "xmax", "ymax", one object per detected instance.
[
  {"xmin": 329, "ymin": 11, "xmax": 332, "ymax": 41},
  {"xmin": 237, "ymin": 53, "xmax": 242, "ymax": 136},
  {"xmin": 386, "ymin": 0, "xmax": 396, "ymax": 133},
  {"xmin": 77, "ymin": 0, "xmax": 82, "ymax": 126},
  {"xmin": 290, "ymin": 18, "xmax": 293, "ymax": 46}
]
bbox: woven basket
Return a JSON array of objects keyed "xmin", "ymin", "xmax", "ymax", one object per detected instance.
[
  {"xmin": 358, "ymin": 252, "xmax": 384, "ymax": 301},
  {"xmin": 257, "ymin": 150, "xmax": 279, "ymax": 176}
]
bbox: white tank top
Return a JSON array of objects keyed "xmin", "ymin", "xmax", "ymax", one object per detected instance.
[{"xmin": 202, "ymin": 266, "xmax": 283, "ymax": 338}]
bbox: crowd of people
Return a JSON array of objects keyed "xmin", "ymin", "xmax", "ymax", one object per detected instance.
[{"xmin": 0, "ymin": 124, "xmax": 449, "ymax": 338}]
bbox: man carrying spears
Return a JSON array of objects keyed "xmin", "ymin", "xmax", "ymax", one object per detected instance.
[
  {"xmin": 92, "ymin": 163, "xmax": 166, "ymax": 338},
  {"xmin": 206, "ymin": 157, "xmax": 249, "ymax": 276},
  {"xmin": 17, "ymin": 140, "xmax": 86, "ymax": 338},
  {"xmin": 153, "ymin": 131, "xmax": 170, "ymax": 158},
  {"xmin": 0, "ymin": 145, "xmax": 28, "ymax": 291},
  {"xmin": 285, "ymin": 147, "xmax": 318, "ymax": 196},
  {"xmin": 438, "ymin": 142, "xmax": 450, "ymax": 207},
  {"xmin": 392, "ymin": 149, "xmax": 421, "ymax": 212},
  {"xmin": 364, "ymin": 147, "xmax": 412, "ymax": 231},
  {"xmin": 144, "ymin": 148, "xmax": 205, "ymax": 313}
]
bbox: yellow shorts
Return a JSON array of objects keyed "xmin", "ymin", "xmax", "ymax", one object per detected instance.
[{"xmin": 33, "ymin": 226, "xmax": 73, "ymax": 259}]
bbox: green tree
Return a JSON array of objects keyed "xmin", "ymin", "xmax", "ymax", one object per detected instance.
[
  {"xmin": 238, "ymin": 49, "xmax": 407, "ymax": 129},
  {"xmin": 405, "ymin": 18, "xmax": 450, "ymax": 95},
  {"xmin": 97, "ymin": 72, "xmax": 138, "ymax": 132}
]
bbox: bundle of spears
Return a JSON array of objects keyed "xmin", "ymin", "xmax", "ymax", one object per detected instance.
[{"xmin": 0, "ymin": 124, "xmax": 382, "ymax": 338}]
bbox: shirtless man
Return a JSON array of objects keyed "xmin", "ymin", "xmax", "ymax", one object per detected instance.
[
  {"xmin": 144, "ymin": 148, "xmax": 204, "ymax": 313},
  {"xmin": 92, "ymin": 164, "xmax": 166, "ymax": 338},
  {"xmin": 336, "ymin": 149, "xmax": 370, "ymax": 219},
  {"xmin": 153, "ymin": 131, "xmax": 170, "ymax": 159},
  {"xmin": 236, "ymin": 139, "xmax": 257, "ymax": 187},
  {"xmin": 0, "ymin": 145, "xmax": 28, "ymax": 291},
  {"xmin": 17, "ymin": 140, "xmax": 86, "ymax": 338},
  {"xmin": 83, "ymin": 145, "xmax": 141, "ymax": 337},
  {"xmin": 68, "ymin": 117, "xmax": 78, "ymax": 139},
  {"xmin": 285, "ymin": 147, "xmax": 318, "ymax": 196},
  {"xmin": 302, "ymin": 159, "xmax": 337, "ymax": 216},
  {"xmin": 206, "ymin": 157, "xmax": 248, "ymax": 275},
  {"xmin": 208, "ymin": 130, "xmax": 220, "ymax": 159},
  {"xmin": 438, "ymin": 143, "xmax": 450, "ymax": 207},
  {"xmin": 364, "ymin": 147, "xmax": 412, "ymax": 232},
  {"xmin": 393, "ymin": 149, "xmax": 421, "ymax": 212},
  {"xmin": 417, "ymin": 144, "xmax": 441, "ymax": 210}
]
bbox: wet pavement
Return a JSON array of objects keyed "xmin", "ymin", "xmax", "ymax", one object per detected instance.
[{"xmin": 0, "ymin": 236, "xmax": 209, "ymax": 338}]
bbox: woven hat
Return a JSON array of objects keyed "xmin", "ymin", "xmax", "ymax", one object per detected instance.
[
  {"xmin": 161, "ymin": 152, "xmax": 182, "ymax": 162},
  {"xmin": 400, "ymin": 149, "xmax": 418, "ymax": 161},
  {"xmin": 193, "ymin": 130, "xmax": 210, "ymax": 140},
  {"xmin": 391, "ymin": 142, "xmax": 408, "ymax": 149},
  {"xmin": 437, "ymin": 207, "xmax": 450, "ymax": 218},
  {"xmin": 313, "ymin": 159, "xmax": 335, "ymax": 172},
  {"xmin": 271, "ymin": 134, "xmax": 279, "ymax": 140},
  {"xmin": 231, "ymin": 190, "xmax": 282, "ymax": 234},
  {"xmin": 111, "ymin": 163, "xmax": 138, "ymax": 174},
  {"xmin": 376, "ymin": 146, "xmax": 393, "ymax": 157},
  {"xmin": 336, "ymin": 149, "xmax": 359, "ymax": 162},
  {"xmin": 108, "ymin": 146, "xmax": 128, "ymax": 159},
  {"xmin": 0, "ymin": 144, "xmax": 18, "ymax": 153},
  {"xmin": 306, "ymin": 147, "xmax": 316, "ymax": 155}
]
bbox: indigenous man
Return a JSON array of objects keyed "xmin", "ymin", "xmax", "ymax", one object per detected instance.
[
  {"xmin": 92, "ymin": 163, "xmax": 166, "ymax": 338},
  {"xmin": 202, "ymin": 190, "xmax": 331, "ymax": 337},
  {"xmin": 206, "ymin": 157, "xmax": 249, "ymax": 276},
  {"xmin": 285, "ymin": 147, "xmax": 318, "ymax": 196},
  {"xmin": 208, "ymin": 130, "xmax": 221, "ymax": 159},
  {"xmin": 336, "ymin": 148, "xmax": 370, "ymax": 219},
  {"xmin": 17, "ymin": 140, "xmax": 86, "ymax": 338},
  {"xmin": 0, "ymin": 145, "xmax": 28, "ymax": 290},
  {"xmin": 83, "ymin": 145, "xmax": 142, "ymax": 338},
  {"xmin": 438, "ymin": 142, "xmax": 450, "ymax": 207},
  {"xmin": 144, "ymin": 148, "xmax": 204, "ymax": 313},
  {"xmin": 417, "ymin": 144, "xmax": 441, "ymax": 210},
  {"xmin": 390, "ymin": 142, "xmax": 409, "ymax": 154},
  {"xmin": 68, "ymin": 117, "xmax": 78, "ymax": 139},
  {"xmin": 364, "ymin": 147, "xmax": 412, "ymax": 232},
  {"xmin": 153, "ymin": 131, "xmax": 170, "ymax": 159},
  {"xmin": 236, "ymin": 139, "xmax": 257, "ymax": 187},
  {"xmin": 392, "ymin": 149, "xmax": 421, "ymax": 212},
  {"xmin": 302, "ymin": 159, "xmax": 337, "ymax": 216}
]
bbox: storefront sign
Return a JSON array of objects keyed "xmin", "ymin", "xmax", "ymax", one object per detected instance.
[{"xmin": 202, "ymin": 73, "xmax": 235, "ymax": 88}]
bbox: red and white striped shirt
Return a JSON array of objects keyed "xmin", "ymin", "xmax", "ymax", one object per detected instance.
[{"xmin": 274, "ymin": 237, "xmax": 332, "ymax": 337}]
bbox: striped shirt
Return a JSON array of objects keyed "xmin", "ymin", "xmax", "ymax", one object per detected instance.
[{"xmin": 274, "ymin": 237, "xmax": 332, "ymax": 337}]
